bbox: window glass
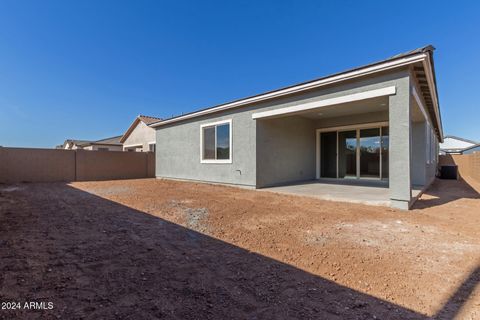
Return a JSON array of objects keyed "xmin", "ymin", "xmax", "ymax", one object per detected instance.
[
  {"xmin": 203, "ymin": 126, "xmax": 216, "ymax": 160},
  {"xmin": 149, "ymin": 143, "xmax": 156, "ymax": 152},
  {"xmin": 216, "ymin": 124, "xmax": 230, "ymax": 159},
  {"xmin": 359, "ymin": 128, "xmax": 381, "ymax": 178},
  {"xmin": 381, "ymin": 126, "xmax": 389, "ymax": 179}
]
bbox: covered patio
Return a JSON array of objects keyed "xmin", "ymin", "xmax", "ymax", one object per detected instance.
[{"xmin": 254, "ymin": 68, "xmax": 439, "ymax": 209}]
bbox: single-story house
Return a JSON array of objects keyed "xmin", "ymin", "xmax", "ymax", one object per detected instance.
[
  {"xmin": 150, "ymin": 45, "xmax": 443, "ymax": 210},
  {"xmin": 439, "ymin": 135, "xmax": 478, "ymax": 154},
  {"xmin": 59, "ymin": 139, "xmax": 91, "ymax": 150},
  {"xmin": 120, "ymin": 115, "xmax": 161, "ymax": 152},
  {"xmin": 59, "ymin": 136, "xmax": 123, "ymax": 151}
]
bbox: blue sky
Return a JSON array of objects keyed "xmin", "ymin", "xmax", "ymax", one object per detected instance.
[{"xmin": 0, "ymin": 0, "xmax": 479, "ymax": 148}]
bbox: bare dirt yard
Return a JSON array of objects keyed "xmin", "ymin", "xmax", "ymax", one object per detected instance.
[{"xmin": 1, "ymin": 177, "xmax": 479, "ymax": 319}]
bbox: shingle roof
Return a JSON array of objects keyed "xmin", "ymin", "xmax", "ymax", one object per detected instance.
[
  {"xmin": 77, "ymin": 135, "xmax": 122, "ymax": 147},
  {"xmin": 94, "ymin": 135, "xmax": 122, "ymax": 144},
  {"xmin": 120, "ymin": 115, "xmax": 162, "ymax": 143},
  {"xmin": 138, "ymin": 115, "xmax": 162, "ymax": 125}
]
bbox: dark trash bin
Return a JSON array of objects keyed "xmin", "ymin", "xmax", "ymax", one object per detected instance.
[{"xmin": 440, "ymin": 165, "xmax": 458, "ymax": 179}]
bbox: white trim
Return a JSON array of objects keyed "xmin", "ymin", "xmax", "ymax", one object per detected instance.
[
  {"xmin": 315, "ymin": 121, "xmax": 389, "ymax": 180},
  {"xmin": 411, "ymin": 85, "xmax": 431, "ymax": 127},
  {"xmin": 200, "ymin": 119, "xmax": 233, "ymax": 164},
  {"xmin": 148, "ymin": 141, "xmax": 156, "ymax": 145},
  {"xmin": 150, "ymin": 54, "xmax": 426, "ymax": 128},
  {"xmin": 252, "ymin": 86, "xmax": 396, "ymax": 120}
]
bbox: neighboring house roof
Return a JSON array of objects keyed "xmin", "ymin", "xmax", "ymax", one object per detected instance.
[
  {"xmin": 60, "ymin": 136, "xmax": 122, "ymax": 149},
  {"xmin": 61, "ymin": 139, "xmax": 92, "ymax": 149},
  {"xmin": 78, "ymin": 135, "xmax": 123, "ymax": 147},
  {"xmin": 440, "ymin": 135, "xmax": 478, "ymax": 152},
  {"xmin": 120, "ymin": 115, "xmax": 162, "ymax": 143},
  {"xmin": 149, "ymin": 45, "xmax": 443, "ymax": 141},
  {"xmin": 67, "ymin": 139, "xmax": 91, "ymax": 145},
  {"xmin": 442, "ymin": 135, "xmax": 478, "ymax": 145}
]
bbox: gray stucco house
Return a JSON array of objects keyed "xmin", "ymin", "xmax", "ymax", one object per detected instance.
[{"xmin": 150, "ymin": 46, "xmax": 443, "ymax": 210}]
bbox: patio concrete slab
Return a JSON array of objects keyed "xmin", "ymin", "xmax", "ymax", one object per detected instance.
[{"xmin": 261, "ymin": 179, "xmax": 424, "ymax": 207}]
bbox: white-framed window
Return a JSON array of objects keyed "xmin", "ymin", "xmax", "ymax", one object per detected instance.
[
  {"xmin": 148, "ymin": 142, "xmax": 156, "ymax": 152},
  {"xmin": 200, "ymin": 119, "xmax": 232, "ymax": 164}
]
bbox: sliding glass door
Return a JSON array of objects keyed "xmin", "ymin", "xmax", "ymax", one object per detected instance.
[
  {"xmin": 320, "ymin": 131, "xmax": 337, "ymax": 178},
  {"xmin": 338, "ymin": 130, "xmax": 357, "ymax": 179},
  {"xmin": 359, "ymin": 128, "xmax": 381, "ymax": 178},
  {"xmin": 318, "ymin": 125, "xmax": 389, "ymax": 180},
  {"xmin": 381, "ymin": 126, "xmax": 389, "ymax": 179}
]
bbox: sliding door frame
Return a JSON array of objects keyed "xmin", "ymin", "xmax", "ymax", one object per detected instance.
[{"xmin": 315, "ymin": 121, "xmax": 389, "ymax": 180}]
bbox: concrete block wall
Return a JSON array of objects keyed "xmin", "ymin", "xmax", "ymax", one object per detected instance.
[
  {"xmin": 0, "ymin": 147, "xmax": 155, "ymax": 183},
  {"xmin": 441, "ymin": 153, "xmax": 480, "ymax": 183},
  {"xmin": 0, "ymin": 147, "xmax": 76, "ymax": 183},
  {"xmin": 75, "ymin": 150, "xmax": 154, "ymax": 181}
]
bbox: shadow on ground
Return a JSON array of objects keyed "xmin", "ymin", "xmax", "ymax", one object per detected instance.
[
  {"xmin": 413, "ymin": 177, "xmax": 480, "ymax": 209},
  {"xmin": 0, "ymin": 182, "xmax": 477, "ymax": 319}
]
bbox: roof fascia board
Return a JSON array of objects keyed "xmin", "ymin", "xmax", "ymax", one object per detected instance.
[
  {"xmin": 151, "ymin": 53, "xmax": 427, "ymax": 128},
  {"xmin": 422, "ymin": 55, "xmax": 443, "ymax": 141},
  {"xmin": 120, "ymin": 118, "xmax": 141, "ymax": 143},
  {"xmin": 252, "ymin": 86, "xmax": 396, "ymax": 120}
]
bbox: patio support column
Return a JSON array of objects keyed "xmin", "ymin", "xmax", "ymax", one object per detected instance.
[{"xmin": 389, "ymin": 75, "xmax": 413, "ymax": 210}]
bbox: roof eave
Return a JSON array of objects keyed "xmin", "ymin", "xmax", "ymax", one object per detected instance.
[
  {"xmin": 421, "ymin": 52, "xmax": 444, "ymax": 142},
  {"xmin": 120, "ymin": 117, "xmax": 141, "ymax": 143}
]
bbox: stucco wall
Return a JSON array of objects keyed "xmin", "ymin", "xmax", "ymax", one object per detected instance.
[
  {"xmin": 156, "ymin": 110, "xmax": 257, "ymax": 186},
  {"xmin": 155, "ymin": 69, "xmax": 411, "ymax": 187},
  {"xmin": 315, "ymin": 110, "xmax": 388, "ymax": 128},
  {"xmin": 426, "ymin": 128, "xmax": 439, "ymax": 184},
  {"xmin": 411, "ymin": 121, "xmax": 427, "ymax": 186},
  {"xmin": 123, "ymin": 121, "xmax": 156, "ymax": 152},
  {"xmin": 256, "ymin": 116, "xmax": 316, "ymax": 187}
]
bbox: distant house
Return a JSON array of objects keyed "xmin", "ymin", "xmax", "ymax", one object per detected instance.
[
  {"xmin": 462, "ymin": 143, "xmax": 480, "ymax": 155},
  {"xmin": 120, "ymin": 115, "xmax": 161, "ymax": 152},
  {"xmin": 439, "ymin": 135, "xmax": 478, "ymax": 154},
  {"xmin": 59, "ymin": 136, "xmax": 123, "ymax": 151},
  {"xmin": 60, "ymin": 139, "xmax": 94, "ymax": 150}
]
